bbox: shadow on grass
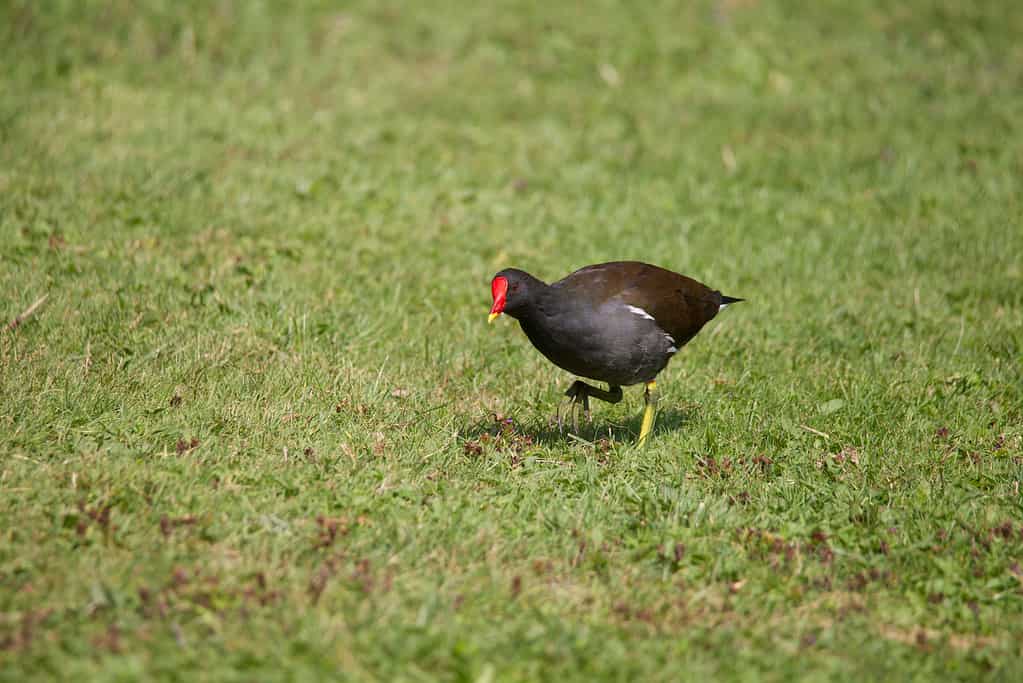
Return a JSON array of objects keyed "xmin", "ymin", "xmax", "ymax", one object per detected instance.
[{"xmin": 458, "ymin": 406, "xmax": 698, "ymax": 450}]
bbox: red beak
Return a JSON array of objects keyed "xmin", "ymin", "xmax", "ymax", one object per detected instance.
[{"xmin": 488, "ymin": 276, "xmax": 508, "ymax": 323}]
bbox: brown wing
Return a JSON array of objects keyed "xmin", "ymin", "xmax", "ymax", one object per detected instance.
[{"xmin": 553, "ymin": 261, "xmax": 723, "ymax": 347}]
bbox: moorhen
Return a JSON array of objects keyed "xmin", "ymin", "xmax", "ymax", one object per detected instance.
[{"xmin": 488, "ymin": 261, "xmax": 742, "ymax": 444}]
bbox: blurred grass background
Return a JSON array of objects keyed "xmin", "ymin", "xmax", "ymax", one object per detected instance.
[{"xmin": 2, "ymin": 1, "xmax": 1022, "ymax": 680}]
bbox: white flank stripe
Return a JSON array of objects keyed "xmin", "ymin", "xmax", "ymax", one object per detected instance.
[
  {"xmin": 667, "ymin": 346, "xmax": 678, "ymax": 354},
  {"xmin": 626, "ymin": 305, "xmax": 655, "ymax": 321}
]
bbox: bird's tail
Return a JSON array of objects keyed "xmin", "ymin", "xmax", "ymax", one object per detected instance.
[{"xmin": 720, "ymin": 294, "xmax": 744, "ymax": 306}]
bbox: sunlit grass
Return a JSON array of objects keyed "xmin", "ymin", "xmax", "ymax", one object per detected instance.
[{"xmin": 2, "ymin": 1, "xmax": 1022, "ymax": 679}]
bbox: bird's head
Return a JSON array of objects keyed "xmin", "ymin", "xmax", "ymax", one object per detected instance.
[{"xmin": 488, "ymin": 268, "xmax": 543, "ymax": 322}]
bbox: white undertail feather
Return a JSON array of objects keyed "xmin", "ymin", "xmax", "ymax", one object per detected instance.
[{"xmin": 663, "ymin": 332, "xmax": 677, "ymax": 354}]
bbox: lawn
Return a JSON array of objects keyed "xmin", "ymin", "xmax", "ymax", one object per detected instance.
[{"xmin": 2, "ymin": 0, "xmax": 1022, "ymax": 680}]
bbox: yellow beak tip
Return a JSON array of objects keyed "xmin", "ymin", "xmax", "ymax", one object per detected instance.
[{"xmin": 488, "ymin": 312, "xmax": 500, "ymax": 323}]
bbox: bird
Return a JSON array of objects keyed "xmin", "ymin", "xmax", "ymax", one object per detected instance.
[{"xmin": 487, "ymin": 261, "xmax": 742, "ymax": 445}]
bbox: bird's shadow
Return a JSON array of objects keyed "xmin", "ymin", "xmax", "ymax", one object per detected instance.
[{"xmin": 458, "ymin": 405, "xmax": 698, "ymax": 450}]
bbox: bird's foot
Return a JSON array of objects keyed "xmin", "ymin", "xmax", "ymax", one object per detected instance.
[
  {"xmin": 558, "ymin": 381, "xmax": 591, "ymax": 432},
  {"xmin": 557, "ymin": 381, "xmax": 623, "ymax": 435}
]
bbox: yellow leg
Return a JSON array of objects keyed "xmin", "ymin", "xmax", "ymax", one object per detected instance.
[{"xmin": 638, "ymin": 380, "xmax": 658, "ymax": 446}]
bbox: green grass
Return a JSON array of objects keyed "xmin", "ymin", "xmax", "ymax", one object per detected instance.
[{"xmin": 2, "ymin": 0, "xmax": 1022, "ymax": 679}]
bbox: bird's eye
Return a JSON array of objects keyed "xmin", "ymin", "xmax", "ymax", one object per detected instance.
[{"xmin": 511, "ymin": 284, "xmax": 519, "ymax": 293}]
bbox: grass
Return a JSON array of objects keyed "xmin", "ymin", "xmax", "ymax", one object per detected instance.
[{"xmin": 2, "ymin": 0, "xmax": 1022, "ymax": 679}]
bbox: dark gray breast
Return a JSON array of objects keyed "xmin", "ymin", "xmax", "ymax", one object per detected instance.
[{"xmin": 517, "ymin": 291, "xmax": 677, "ymax": 387}]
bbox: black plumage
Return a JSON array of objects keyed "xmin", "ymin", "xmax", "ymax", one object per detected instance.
[{"xmin": 488, "ymin": 261, "xmax": 743, "ymax": 443}]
